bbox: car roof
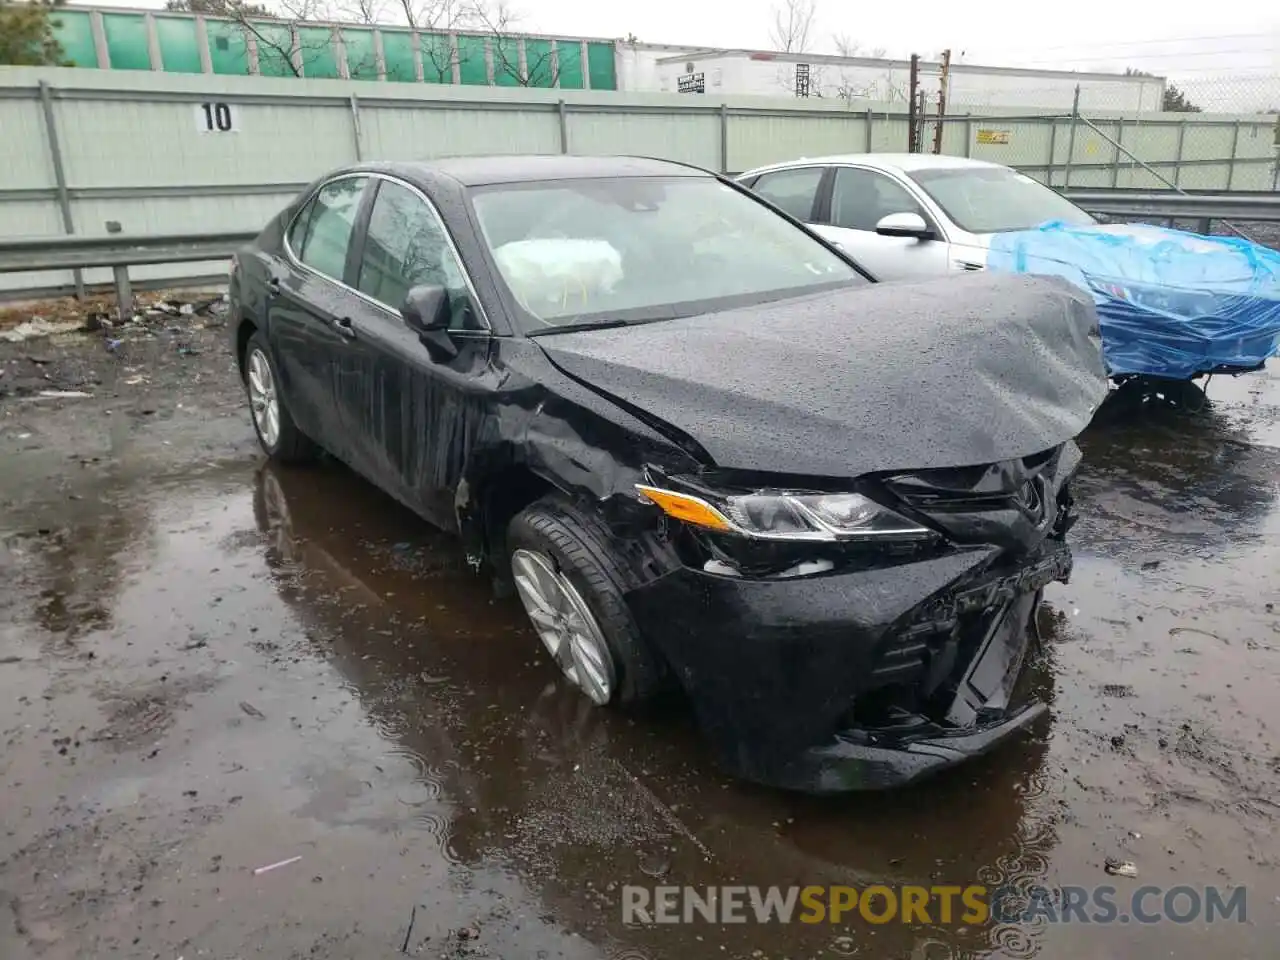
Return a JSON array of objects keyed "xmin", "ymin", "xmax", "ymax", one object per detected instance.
[
  {"xmin": 743, "ymin": 153, "xmax": 1008, "ymax": 177},
  {"xmin": 356, "ymin": 155, "xmax": 712, "ymax": 187}
]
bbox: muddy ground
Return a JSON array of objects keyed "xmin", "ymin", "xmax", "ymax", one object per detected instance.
[{"xmin": 0, "ymin": 305, "xmax": 1277, "ymax": 960}]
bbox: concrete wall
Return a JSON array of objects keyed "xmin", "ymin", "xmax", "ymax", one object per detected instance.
[{"xmin": 2, "ymin": 66, "xmax": 1276, "ymax": 295}]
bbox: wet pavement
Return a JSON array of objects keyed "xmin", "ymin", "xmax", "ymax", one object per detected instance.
[{"xmin": 1, "ymin": 323, "xmax": 1277, "ymax": 959}]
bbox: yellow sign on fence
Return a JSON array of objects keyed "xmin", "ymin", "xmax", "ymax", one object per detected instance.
[{"xmin": 976, "ymin": 129, "xmax": 1012, "ymax": 145}]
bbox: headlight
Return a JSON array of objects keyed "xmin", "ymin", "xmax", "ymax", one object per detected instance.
[{"xmin": 636, "ymin": 484, "xmax": 933, "ymax": 542}]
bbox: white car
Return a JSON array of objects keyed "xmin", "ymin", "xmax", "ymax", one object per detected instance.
[{"xmin": 736, "ymin": 154, "xmax": 1097, "ymax": 281}]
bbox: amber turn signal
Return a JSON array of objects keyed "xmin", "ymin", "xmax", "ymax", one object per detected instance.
[{"xmin": 635, "ymin": 484, "xmax": 734, "ymax": 532}]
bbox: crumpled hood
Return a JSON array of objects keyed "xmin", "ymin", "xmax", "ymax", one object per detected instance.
[{"xmin": 537, "ymin": 273, "xmax": 1108, "ymax": 478}]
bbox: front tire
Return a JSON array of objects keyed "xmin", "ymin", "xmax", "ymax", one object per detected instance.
[
  {"xmin": 243, "ymin": 331, "xmax": 316, "ymax": 463},
  {"xmin": 507, "ymin": 496, "xmax": 668, "ymax": 706}
]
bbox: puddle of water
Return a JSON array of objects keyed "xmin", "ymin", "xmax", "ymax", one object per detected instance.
[{"xmin": 2, "ymin": 370, "xmax": 1277, "ymax": 959}]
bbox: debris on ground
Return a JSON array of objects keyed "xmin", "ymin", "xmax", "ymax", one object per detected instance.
[
  {"xmin": 0, "ymin": 288, "xmax": 228, "ymax": 343},
  {"xmin": 1105, "ymin": 858, "xmax": 1139, "ymax": 878},
  {"xmin": 0, "ymin": 317, "xmax": 85, "ymax": 343},
  {"xmin": 252, "ymin": 855, "xmax": 302, "ymax": 876},
  {"xmin": 0, "ymin": 289, "xmax": 231, "ymax": 402},
  {"xmin": 239, "ymin": 701, "xmax": 266, "ymax": 720},
  {"xmin": 1101, "ymin": 684, "xmax": 1135, "ymax": 698}
]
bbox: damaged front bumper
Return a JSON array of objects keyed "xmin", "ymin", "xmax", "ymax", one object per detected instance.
[{"xmin": 625, "ymin": 541, "xmax": 1070, "ymax": 793}]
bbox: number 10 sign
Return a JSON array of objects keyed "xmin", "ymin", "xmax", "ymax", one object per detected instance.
[{"xmin": 195, "ymin": 101, "xmax": 238, "ymax": 133}]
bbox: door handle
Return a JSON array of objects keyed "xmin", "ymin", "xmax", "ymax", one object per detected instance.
[
  {"xmin": 334, "ymin": 316, "xmax": 356, "ymax": 339},
  {"xmin": 267, "ymin": 276, "xmax": 282, "ymax": 295}
]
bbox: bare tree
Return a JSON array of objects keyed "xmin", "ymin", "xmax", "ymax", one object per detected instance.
[
  {"xmin": 472, "ymin": 0, "xmax": 555, "ymax": 86},
  {"xmin": 173, "ymin": 0, "xmax": 551, "ymax": 84},
  {"xmin": 397, "ymin": 0, "xmax": 483, "ymax": 82},
  {"xmin": 190, "ymin": 0, "xmax": 378, "ymax": 78},
  {"xmin": 166, "ymin": 0, "xmax": 273, "ymax": 16},
  {"xmin": 336, "ymin": 0, "xmax": 388, "ymax": 24},
  {"xmin": 768, "ymin": 0, "xmax": 816, "ymax": 54},
  {"xmin": 831, "ymin": 32, "xmax": 886, "ymax": 59},
  {"xmin": 394, "ymin": 0, "xmax": 471, "ymax": 29}
]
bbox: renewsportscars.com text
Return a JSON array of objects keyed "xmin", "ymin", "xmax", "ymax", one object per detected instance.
[{"xmin": 622, "ymin": 884, "xmax": 1247, "ymax": 926}]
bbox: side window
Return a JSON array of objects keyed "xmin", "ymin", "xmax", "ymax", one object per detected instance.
[
  {"xmin": 830, "ymin": 168, "xmax": 925, "ymax": 232},
  {"xmin": 286, "ymin": 199, "xmax": 316, "ymax": 259},
  {"xmin": 356, "ymin": 179, "xmax": 475, "ymax": 329},
  {"xmin": 295, "ymin": 176, "xmax": 367, "ymax": 281},
  {"xmin": 751, "ymin": 167, "xmax": 824, "ymax": 222}
]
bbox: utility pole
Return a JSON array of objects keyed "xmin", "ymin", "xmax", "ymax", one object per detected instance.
[
  {"xmin": 932, "ymin": 48, "xmax": 951, "ymax": 155},
  {"xmin": 907, "ymin": 53, "xmax": 919, "ymax": 152},
  {"xmin": 914, "ymin": 89, "xmax": 928, "ymax": 152}
]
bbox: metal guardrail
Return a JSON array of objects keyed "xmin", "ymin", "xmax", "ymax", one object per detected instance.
[
  {"xmin": 1, "ymin": 187, "xmax": 1279, "ymax": 312},
  {"xmin": 1062, "ymin": 189, "xmax": 1280, "ymax": 229},
  {"xmin": 0, "ymin": 231, "xmax": 253, "ymax": 319}
]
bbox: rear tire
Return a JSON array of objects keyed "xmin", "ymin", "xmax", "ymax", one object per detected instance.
[
  {"xmin": 243, "ymin": 331, "xmax": 317, "ymax": 464},
  {"xmin": 507, "ymin": 495, "xmax": 668, "ymax": 706}
]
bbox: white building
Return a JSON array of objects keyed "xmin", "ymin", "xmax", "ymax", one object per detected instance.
[{"xmin": 615, "ymin": 43, "xmax": 1166, "ymax": 113}]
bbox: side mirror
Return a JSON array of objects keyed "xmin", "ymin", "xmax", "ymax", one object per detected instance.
[
  {"xmin": 400, "ymin": 284, "xmax": 450, "ymax": 334},
  {"xmin": 400, "ymin": 284, "xmax": 457, "ymax": 361},
  {"xmin": 875, "ymin": 211, "xmax": 934, "ymax": 240}
]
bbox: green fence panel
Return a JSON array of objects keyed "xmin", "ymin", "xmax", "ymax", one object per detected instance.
[
  {"xmin": 457, "ymin": 35, "xmax": 487, "ymax": 85},
  {"xmin": 523, "ymin": 38, "xmax": 553, "ymax": 88},
  {"xmin": 207, "ymin": 21, "xmax": 249, "ymax": 75},
  {"xmin": 50, "ymin": 10, "xmax": 98, "ymax": 68},
  {"xmin": 102, "ymin": 12, "xmax": 151, "ymax": 71},
  {"xmin": 41, "ymin": 7, "xmax": 614, "ymax": 89},
  {"xmin": 556, "ymin": 39, "xmax": 583, "ymax": 90},
  {"xmin": 382, "ymin": 30, "xmax": 416, "ymax": 82},
  {"xmin": 419, "ymin": 32, "xmax": 452, "ymax": 83},
  {"xmin": 297, "ymin": 26, "xmax": 339, "ymax": 78},
  {"xmin": 587, "ymin": 42, "xmax": 616, "ymax": 91},
  {"xmin": 156, "ymin": 16, "xmax": 202, "ymax": 74},
  {"xmin": 253, "ymin": 22, "xmax": 297, "ymax": 77},
  {"xmin": 492, "ymin": 36, "xmax": 521, "ymax": 86},
  {"xmin": 342, "ymin": 28, "xmax": 378, "ymax": 79}
]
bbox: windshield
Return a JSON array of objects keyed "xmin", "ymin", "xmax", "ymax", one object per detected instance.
[
  {"xmin": 908, "ymin": 167, "xmax": 1096, "ymax": 234},
  {"xmin": 469, "ymin": 176, "xmax": 866, "ymax": 332}
]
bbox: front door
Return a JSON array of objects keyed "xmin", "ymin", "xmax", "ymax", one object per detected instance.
[
  {"xmin": 267, "ymin": 174, "xmax": 370, "ymax": 462},
  {"xmin": 339, "ymin": 176, "xmax": 499, "ymax": 530},
  {"xmin": 811, "ymin": 166, "xmax": 951, "ymax": 281}
]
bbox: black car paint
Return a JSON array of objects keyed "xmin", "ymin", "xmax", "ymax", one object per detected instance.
[
  {"xmin": 230, "ymin": 156, "xmax": 1109, "ymax": 792},
  {"xmin": 538, "ymin": 274, "xmax": 1103, "ymax": 478}
]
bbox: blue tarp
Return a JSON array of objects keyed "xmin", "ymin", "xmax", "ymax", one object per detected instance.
[{"xmin": 987, "ymin": 222, "xmax": 1280, "ymax": 379}]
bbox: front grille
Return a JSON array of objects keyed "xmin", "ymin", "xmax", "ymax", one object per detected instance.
[{"xmin": 881, "ymin": 447, "xmax": 1071, "ymax": 555}]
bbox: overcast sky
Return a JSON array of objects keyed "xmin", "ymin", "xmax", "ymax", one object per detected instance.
[
  {"xmin": 88, "ymin": 0, "xmax": 1280, "ymax": 82},
  {"xmin": 530, "ymin": 0, "xmax": 1279, "ymax": 78}
]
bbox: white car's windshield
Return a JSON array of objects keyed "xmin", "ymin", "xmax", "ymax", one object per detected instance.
[
  {"xmin": 909, "ymin": 167, "xmax": 1096, "ymax": 234},
  {"xmin": 469, "ymin": 176, "xmax": 866, "ymax": 331}
]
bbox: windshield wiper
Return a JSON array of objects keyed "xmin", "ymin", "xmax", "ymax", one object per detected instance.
[{"xmin": 527, "ymin": 319, "xmax": 635, "ymax": 337}]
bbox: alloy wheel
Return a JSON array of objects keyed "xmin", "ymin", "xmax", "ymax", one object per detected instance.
[
  {"xmin": 510, "ymin": 548, "xmax": 616, "ymax": 705},
  {"xmin": 246, "ymin": 348, "xmax": 280, "ymax": 448}
]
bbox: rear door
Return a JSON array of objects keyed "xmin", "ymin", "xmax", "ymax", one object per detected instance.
[
  {"xmin": 745, "ymin": 165, "xmax": 830, "ymax": 223},
  {"xmin": 268, "ymin": 174, "xmax": 371, "ymax": 462},
  {"xmin": 811, "ymin": 166, "xmax": 951, "ymax": 281},
  {"xmin": 338, "ymin": 175, "xmax": 497, "ymax": 529}
]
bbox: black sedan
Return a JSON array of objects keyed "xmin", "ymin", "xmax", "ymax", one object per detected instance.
[{"xmin": 228, "ymin": 155, "xmax": 1108, "ymax": 792}]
